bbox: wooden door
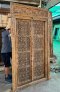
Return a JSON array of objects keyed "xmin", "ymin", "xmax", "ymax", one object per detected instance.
[{"xmin": 10, "ymin": 3, "xmax": 51, "ymax": 92}]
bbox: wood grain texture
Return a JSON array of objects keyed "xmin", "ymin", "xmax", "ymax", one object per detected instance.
[{"xmin": 10, "ymin": 2, "xmax": 51, "ymax": 92}]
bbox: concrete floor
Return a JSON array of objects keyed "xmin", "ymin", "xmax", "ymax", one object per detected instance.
[
  {"xmin": 0, "ymin": 39, "xmax": 60, "ymax": 92},
  {"xmin": 0, "ymin": 71, "xmax": 60, "ymax": 92},
  {"xmin": 0, "ymin": 71, "xmax": 11, "ymax": 92}
]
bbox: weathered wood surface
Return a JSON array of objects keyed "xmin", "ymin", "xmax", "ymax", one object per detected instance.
[
  {"xmin": 10, "ymin": 3, "xmax": 51, "ymax": 92},
  {"xmin": 48, "ymin": 12, "xmax": 53, "ymax": 57}
]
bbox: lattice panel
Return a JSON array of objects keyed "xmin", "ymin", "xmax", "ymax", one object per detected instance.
[
  {"xmin": 33, "ymin": 36, "xmax": 44, "ymax": 49},
  {"xmin": 18, "ymin": 52, "xmax": 30, "ymax": 68},
  {"xmin": 32, "ymin": 20, "xmax": 45, "ymax": 80},
  {"xmin": 17, "ymin": 37, "xmax": 30, "ymax": 52},
  {"xmin": 16, "ymin": 19, "xmax": 31, "ymax": 37},
  {"xmin": 33, "ymin": 21, "xmax": 44, "ymax": 35},
  {"xmin": 33, "ymin": 65, "xmax": 45, "ymax": 80},
  {"xmin": 16, "ymin": 19, "xmax": 32, "ymax": 85},
  {"xmin": 18, "ymin": 67, "xmax": 31, "ymax": 86},
  {"xmin": 33, "ymin": 50, "xmax": 44, "ymax": 66},
  {"xmin": 33, "ymin": 50, "xmax": 45, "ymax": 80}
]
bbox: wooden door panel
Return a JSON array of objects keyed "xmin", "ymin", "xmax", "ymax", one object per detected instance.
[
  {"xmin": 31, "ymin": 20, "xmax": 45, "ymax": 80},
  {"xmin": 16, "ymin": 19, "xmax": 32, "ymax": 86}
]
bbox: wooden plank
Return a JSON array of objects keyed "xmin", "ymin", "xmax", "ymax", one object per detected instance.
[{"xmin": 11, "ymin": 17, "xmax": 18, "ymax": 92}]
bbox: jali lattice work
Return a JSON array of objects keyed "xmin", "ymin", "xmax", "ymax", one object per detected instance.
[{"xmin": 10, "ymin": 3, "xmax": 52, "ymax": 92}]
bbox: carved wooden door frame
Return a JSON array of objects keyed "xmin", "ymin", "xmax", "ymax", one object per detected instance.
[{"xmin": 10, "ymin": 2, "xmax": 51, "ymax": 92}]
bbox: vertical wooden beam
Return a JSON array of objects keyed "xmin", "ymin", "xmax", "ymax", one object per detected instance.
[{"xmin": 47, "ymin": 12, "xmax": 52, "ymax": 79}]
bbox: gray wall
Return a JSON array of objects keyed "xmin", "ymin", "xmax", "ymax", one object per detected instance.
[{"xmin": 46, "ymin": 0, "xmax": 60, "ymax": 9}]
